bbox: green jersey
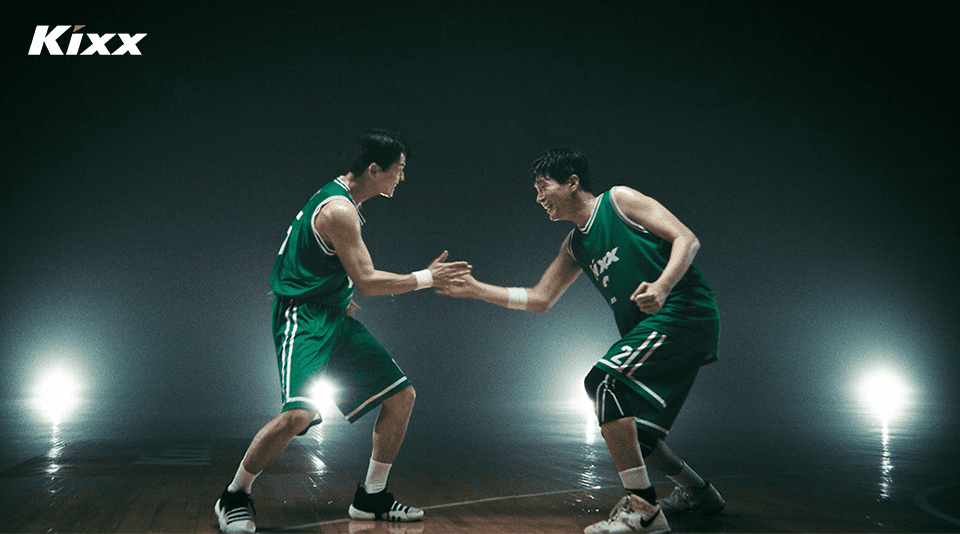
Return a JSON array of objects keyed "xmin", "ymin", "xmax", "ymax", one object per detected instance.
[
  {"xmin": 269, "ymin": 177, "xmax": 364, "ymax": 309},
  {"xmin": 568, "ymin": 189, "xmax": 720, "ymax": 360}
]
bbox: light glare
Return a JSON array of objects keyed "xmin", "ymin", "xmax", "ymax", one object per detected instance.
[
  {"xmin": 34, "ymin": 369, "xmax": 81, "ymax": 424},
  {"xmin": 310, "ymin": 379, "xmax": 337, "ymax": 411},
  {"xmin": 860, "ymin": 370, "xmax": 907, "ymax": 418}
]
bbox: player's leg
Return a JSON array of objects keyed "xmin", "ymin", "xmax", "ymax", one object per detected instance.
[
  {"xmin": 215, "ymin": 298, "xmax": 334, "ymax": 533},
  {"xmin": 329, "ymin": 320, "xmax": 423, "ymax": 522},
  {"xmin": 216, "ymin": 409, "xmax": 316, "ymax": 533},
  {"xmin": 639, "ymin": 436, "xmax": 682, "ymax": 475},
  {"xmin": 584, "ymin": 368, "xmax": 668, "ymax": 534},
  {"xmin": 241, "ymin": 408, "xmax": 316, "ymax": 474},
  {"xmin": 651, "ymin": 438, "xmax": 724, "ymax": 515},
  {"xmin": 371, "ymin": 384, "xmax": 415, "ymax": 465},
  {"xmin": 622, "ymin": 338, "xmax": 724, "ymax": 516}
]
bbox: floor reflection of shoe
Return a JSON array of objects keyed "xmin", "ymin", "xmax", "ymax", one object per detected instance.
[
  {"xmin": 348, "ymin": 521, "xmax": 426, "ymax": 534},
  {"xmin": 347, "ymin": 484, "xmax": 424, "ymax": 522},
  {"xmin": 214, "ymin": 487, "xmax": 256, "ymax": 533},
  {"xmin": 347, "ymin": 521, "xmax": 377, "ymax": 533},
  {"xmin": 584, "ymin": 494, "xmax": 670, "ymax": 534},
  {"xmin": 660, "ymin": 482, "xmax": 725, "ymax": 515}
]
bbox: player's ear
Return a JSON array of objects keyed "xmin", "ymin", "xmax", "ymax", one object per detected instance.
[
  {"xmin": 568, "ymin": 174, "xmax": 580, "ymax": 191},
  {"xmin": 367, "ymin": 162, "xmax": 382, "ymax": 176}
]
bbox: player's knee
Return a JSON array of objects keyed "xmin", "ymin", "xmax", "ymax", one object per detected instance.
[
  {"xmin": 387, "ymin": 385, "xmax": 416, "ymax": 411},
  {"xmin": 277, "ymin": 408, "xmax": 315, "ymax": 436},
  {"xmin": 598, "ymin": 416, "xmax": 635, "ymax": 441}
]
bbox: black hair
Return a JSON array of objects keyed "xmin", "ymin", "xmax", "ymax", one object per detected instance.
[
  {"xmin": 349, "ymin": 129, "xmax": 408, "ymax": 176},
  {"xmin": 530, "ymin": 148, "xmax": 592, "ymax": 193}
]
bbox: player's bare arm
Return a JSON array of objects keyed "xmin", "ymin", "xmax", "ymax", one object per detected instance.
[
  {"xmin": 438, "ymin": 235, "xmax": 581, "ymax": 313},
  {"xmin": 609, "ymin": 186, "xmax": 700, "ymax": 314},
  {"xmin": 315, "ymin": 198, "xmax": 471, "ymax": 296}
]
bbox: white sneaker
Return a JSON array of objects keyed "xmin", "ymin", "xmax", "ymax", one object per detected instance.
[
  {"xmin": 584, "ymin": 494, "xmax": 670, "ymax": 534},
  {"xmin": 347, "ymin": 485, "xmax": 424, "ymax": 522},
  {"xmin": 660, "ymin": 482, "xmax": 725, "ymax": 515},
  {"xmin": 214, "ymin": 488, "xmax": 256, "ymax": 533}
]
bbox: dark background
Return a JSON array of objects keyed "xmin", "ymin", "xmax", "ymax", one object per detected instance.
[{"xmin": 3, "ymin": 1, "xmax": 957, "ymax": 424}]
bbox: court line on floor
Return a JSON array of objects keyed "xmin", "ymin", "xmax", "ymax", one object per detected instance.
[
  {"xmin": 284, "ymin": 486, "xmax": 610, "ymax": 529},
  {"xmin": 284, "ymin": 471, "xmax": 960, "ymax": 530},
  {"xmin": 282, "ymin": 468, "xmax": 845, "ymax": 530},
  {"xmin": 914, "ymin": 483, "xmax": 960, "ymax": 526}
]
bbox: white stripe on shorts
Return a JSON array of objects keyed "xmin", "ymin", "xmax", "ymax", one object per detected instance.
[
  {"xmin": 282, "ymin": 302, "xmax": 300, "ymax": 402},
  {"xmin": 595, "ymin": 374, "xmax": 626, "ymax": 421},
  {"xmin": 636, "ymin": 417, "xmax": 670, "ymax": 436},
  {"xmin": 345, "ymin": 377, "xmax": 407, "ymax": 421},
  {"xmin": 621, "ymin": 332, "xmax": 665, "ymax": 375},
  {"xmin": 622, "ymin": 332, "xmax": 668, "ymax": 409},
  {"xmin": 286, "ymin": 395, "xmax": 322, "ymax": 413}
]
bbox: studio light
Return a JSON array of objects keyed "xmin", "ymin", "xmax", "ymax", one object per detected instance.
[
  {"xmin": 34, "ymin": 368, "xmax": 81, "ymax": 424},
  {"xmin": 310, "ymin": 378, "xmax": 338, "ymax": 412},
  {"xmin": 860, "ymin": 369, "xmax": 907, "ymax": 419}
]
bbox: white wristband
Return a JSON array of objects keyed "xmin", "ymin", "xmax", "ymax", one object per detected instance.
[
  {"xmin": 507, "ymin": 287, "xmax": 528, "ymax": 310},
  {"xmin": 413, "ymin": 269, "xmax": 433, "ymax": 290}
]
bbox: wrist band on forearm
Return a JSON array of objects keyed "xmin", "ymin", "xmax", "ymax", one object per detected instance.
[
  {"xmin": 507, "ymin": 287, "xmax": 528, "ymax": 310},
  {"xmin": 413, "ymin": 269, "xmax": 433, "ymax": 290}
]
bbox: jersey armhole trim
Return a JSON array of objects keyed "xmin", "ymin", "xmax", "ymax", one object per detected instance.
[
  {"xmin": 609, "ymin": 188, "xmax": 651, "ymax": 234},
  {"xmin": 311, "ymin": 197, "xmax": 344, "ymax": 256},
  {"xmin": 565, "ymin": 229, "xmax": 577, "ymax": 259}
]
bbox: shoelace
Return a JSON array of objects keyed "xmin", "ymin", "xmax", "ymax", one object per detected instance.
[{"xmin": 608, "ymin": 496, "xmax": 632, "ymax": 520}]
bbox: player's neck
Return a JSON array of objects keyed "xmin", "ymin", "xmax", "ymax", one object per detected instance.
[
  {"xmin": 568, "ymin": 194, "xmax": 598, "ymax": 228},
  {"xmin": 340, "ymin": 172, "xmax": 376, "ymax": 204}
]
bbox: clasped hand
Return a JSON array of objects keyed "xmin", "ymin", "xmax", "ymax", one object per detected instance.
[{"xmin": 428, "ymin": 250, "xmax": 472, "ymax": 290}]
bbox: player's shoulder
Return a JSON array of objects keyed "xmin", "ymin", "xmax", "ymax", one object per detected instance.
[
  {"xmin": 314, "ymin": 196, "xmax": 360, "ymax": 229},
  {"xmin": 324, "ymin": 195, "xmax": 356, "ymax": 211},
  {"xmin": 608, "ymin": 185, "xmax": 646, "ymax": 203}
]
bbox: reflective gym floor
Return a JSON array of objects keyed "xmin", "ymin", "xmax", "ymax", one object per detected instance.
[{"xmin": 1, "ymin": 396, "xmax": 958, "ymax": 533}]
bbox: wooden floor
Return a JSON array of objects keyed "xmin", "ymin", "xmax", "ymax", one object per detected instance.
[{"xmin": 2, "ymin": 402, "xmax": 959, "ymax": 533}]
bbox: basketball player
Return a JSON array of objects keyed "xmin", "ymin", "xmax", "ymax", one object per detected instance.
[
  {"xmin": 439, "ymin": 148, "xmax": 724, "ymax": 534},
  {"xmin": 215, "ymin": 130, "xmax": 471, "ymax": 533}
]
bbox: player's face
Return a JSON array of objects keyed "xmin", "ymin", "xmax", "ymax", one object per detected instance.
[
  {"xmin": 534, "ymin": 175, "xmax": 572, "ymax": 221},
  {"xmin": 377, "ymin": 153, "xmax": 406, "ymax": 198}
]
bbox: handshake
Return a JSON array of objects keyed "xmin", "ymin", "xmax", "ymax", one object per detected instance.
[{"xmin": 417, "ymin": 250, "xmax": 475, "ymax": 298}]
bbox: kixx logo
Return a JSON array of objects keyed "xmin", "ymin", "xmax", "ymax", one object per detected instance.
[
  {"xmin": 28, "ymin": 25, "xmax": 146, "ymax": 55},
  {"xmin": 589, "ymin": 247, "xmax": 619, "ymax": 287}
]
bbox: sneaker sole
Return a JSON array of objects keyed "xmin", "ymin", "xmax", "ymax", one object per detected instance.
[
  {"xmin": 348, "ymin": 504, "xmax": 377, "ymax": 521},
  {"xmin": 214, "ymin": 499, "xmax": 256, "ymax": 533},
  {"xmin": 348, "ymin": 504, "xmax": 424, "ymax": 522}
]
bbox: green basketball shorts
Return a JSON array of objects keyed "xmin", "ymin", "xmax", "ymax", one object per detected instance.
[
  {"xmin": 586, "ymin": 329, "xmax": 709, "ymax": 439},
  {"xmin": 273, "ymin": 297, "xmax": 411, "ymax": 423}
]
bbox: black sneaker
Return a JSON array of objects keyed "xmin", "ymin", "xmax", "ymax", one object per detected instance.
[
  {"xmin": 214, "ymin": 487, "xmax": 256, "ymax": 533},
  {"xmin": 347, "ymin": 484, "xmax": 424, "ymax": 522},
  {"xmin": 661, "ymin": 481, "xmax": 725, "ymax": 515}
]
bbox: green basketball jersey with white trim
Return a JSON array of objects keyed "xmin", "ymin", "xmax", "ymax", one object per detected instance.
[
  {"xmin": 270, "ymin": 177, "xmax": 365, "ymax": 308},
  {"xmin": 568, "ymin": 189, "xmax": 720, "ymax": 359}
]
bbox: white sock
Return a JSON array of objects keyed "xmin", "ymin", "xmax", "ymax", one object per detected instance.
[
  {"xmin": 227, "ymin": 464, "xmax": 260, "ymax": 494},
  {"xmin": 364, "ymin": 458, "xmax": 392, "ymax": 494},
  {"xmin": 619, "ymin": 466, "xmax": 651, "ymax": 490},
  {"xmin": 667, "ymin": 461, "xmax": 706, "ymax": 488}
]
